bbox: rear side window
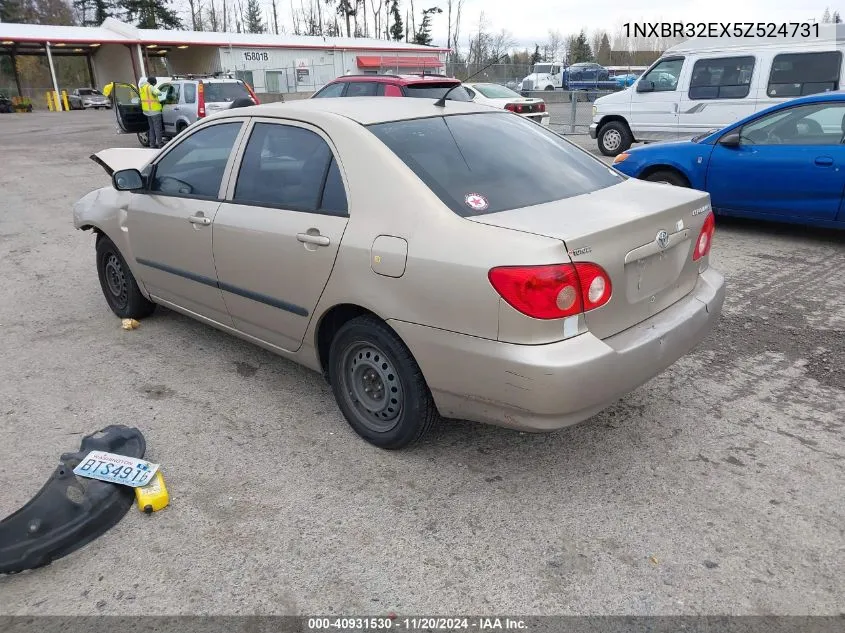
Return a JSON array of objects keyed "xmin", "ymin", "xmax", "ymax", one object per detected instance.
[
  {"xmin": 384, "ymin": 84, "xmax": 403, "ymax": 97},
  {"xmin": 313, "ymin": 82, "xmax": 346, "ymax": 98},
  {"xmin": 345, "ymin": 82, "xmax": 379, "ymax": 97},
  {"xmin": 768, "ymin": 52, "xmax": 842, "ymax": 97},
  {"xmin": 689, "ymin": 56, "xmax": 755, "ymax": 100},
  {"xmin": 203, "ymin": 81, "xmax": 250, "ymax": 103},
  {"xmin": 233, "ymin": 122, "xmax": 346, "ymax": 214},
  {"xmin": 403, "ymin": 83, "xmax": 472, "ymax": 101},
  {"xmin": 183, "ymin": 83, "xmax": 196, "ymax": 104},
  {"xmin": 369, "ymin": 113, "xmax": 623, "ymax": 217}
]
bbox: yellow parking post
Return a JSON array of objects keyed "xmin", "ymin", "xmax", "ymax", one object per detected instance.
[
  {"xmin": 61, "ymin": 90, "xmax": 70, "ymax": 111},
  {"xmin": 45, "ymin": 91, "xmax": 54, "ymax": 111}
]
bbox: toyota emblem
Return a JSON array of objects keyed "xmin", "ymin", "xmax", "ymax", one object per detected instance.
[{"xmin": 655, "ymin": 230, "xmax": 669, "ymax": 250}]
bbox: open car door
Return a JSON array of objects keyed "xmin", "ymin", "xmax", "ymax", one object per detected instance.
[{"xmin": 111, "ymin": 82, "xmax": 148, "ymax": 134}]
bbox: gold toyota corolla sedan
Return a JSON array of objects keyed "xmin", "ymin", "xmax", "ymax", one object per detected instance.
[{"xmin": 74, "ymin": 97, "xmax": 725, "ymax": 449}]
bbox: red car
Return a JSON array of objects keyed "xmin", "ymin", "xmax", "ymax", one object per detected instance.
[{"xmin": 311, "ymin": 74, "xmax": 473, "ymax": 101}]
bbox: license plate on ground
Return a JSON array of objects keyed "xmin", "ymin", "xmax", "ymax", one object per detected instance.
[{"xmin": 73, "ymin": 451, "xmax": 160, "ymax": 487}]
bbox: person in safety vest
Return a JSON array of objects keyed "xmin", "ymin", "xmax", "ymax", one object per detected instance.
[{"xmin": 140, "ymin": 76, "xmax": 166, "ymax": 149}]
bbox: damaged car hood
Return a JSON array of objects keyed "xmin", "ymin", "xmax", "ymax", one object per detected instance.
[{"xmin": 89, "ymin": 147, "xmax": 159, "ymax": 176}]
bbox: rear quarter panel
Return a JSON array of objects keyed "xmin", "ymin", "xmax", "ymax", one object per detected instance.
[{"xmin": 304, "ymin": 114, "xmax": 567, "ymax": 347}]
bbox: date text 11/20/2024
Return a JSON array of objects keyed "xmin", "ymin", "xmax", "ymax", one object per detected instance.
[{"xmin": 307, "ymin": 618, "xmax": 528, "ymax": 630}]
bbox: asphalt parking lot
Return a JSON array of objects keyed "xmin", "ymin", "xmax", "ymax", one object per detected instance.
[{"xmin": 1, "ymin": 110, "xmax": 843, "ymax": 616}]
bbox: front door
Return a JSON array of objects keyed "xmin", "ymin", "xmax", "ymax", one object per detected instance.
[
  {"xmin": 127, "ymin": 120, "xmax": 247, "ymax": 324},
  {"xmin": 112, "ymin": 82, "xmax": 147, "ymax": 133},
  {"xmin": 629, "ymin": 57, "xmax": 685, "ymax": 142},
  {"xmin": 212, "ymin": 120, "xmax": 349, "ymax": 352},
  {"xmin": 707, "ymin": 101, "xmax": 845, "ymax": 221}
]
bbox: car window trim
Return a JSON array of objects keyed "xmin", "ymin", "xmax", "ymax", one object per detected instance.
[
  {"xmin": 221, "ymin": 116, "xmax": 350, "ymax": 217},
  {"xmin": 145, "ymin": 118, "xmax": 250, "ymax": 202}
]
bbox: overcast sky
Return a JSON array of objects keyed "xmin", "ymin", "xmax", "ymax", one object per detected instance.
[{"xmin": 420, "ymin": 0, "xmax": 836, "ymax": 49}]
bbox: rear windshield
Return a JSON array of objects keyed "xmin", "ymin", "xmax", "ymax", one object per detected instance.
[
  {"xmin": 403, "ymin": 83, "xmax": 472, "ymax": 101},
  {"xmin": 203, "ymin": 81, "xmax": 250, "ymax": 103},
  {"xmin": 368, "ymin": 113, "xmax": 623, "ymax": 216},
  {"xmin": 474, "ymin": 84, "xmax": 521, "ymax": 99}
]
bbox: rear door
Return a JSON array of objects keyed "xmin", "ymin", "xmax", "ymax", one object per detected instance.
[
  {"xmin": 112, "ymin": 82, "xmax": 147, "ymax": 133},
  {"xmin": 159, "ymin": 83, "xmax": 180, "ymax": 133},
  {"xmin": 707, "ymin": 101, "xmax": 845, "ymax": 221},
  {"xmin": 126, "ymin": 119, "xmax": 248, "ymax": 324},
  {"xmin": 678, "ymin": 55, "xmax": 757, "ymax": 137},
  {"xmin": 212, "ymin": 119, "xmax": 349, "ymax": 351}
]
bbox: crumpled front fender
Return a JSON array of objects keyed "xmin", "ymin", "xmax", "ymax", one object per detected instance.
[{"xmin": 0, "ymin": 425, "xmax": 146, "ymax": 574}]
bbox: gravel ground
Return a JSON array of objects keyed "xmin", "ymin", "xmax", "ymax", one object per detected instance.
[{"xmin": 0, "ymin": 110, "xmax": 843, "ymax": 617}]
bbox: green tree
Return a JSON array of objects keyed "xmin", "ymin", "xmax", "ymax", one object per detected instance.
[
  {"xmin": 596, "ymin": 32, "xmax": 611, "ymax": 65},
  {"xmin": 243, "ymin": 0, "xmax": 264, "ymax": 32},
  {"xmin": 120, "ymin": 0, "xmax": 182, "ymax": 28},
  {"xmin": 823, "ymin": 7, "xmax": 831, "ymax": 21},
  {"xmin": 413, "ymin": 5, "xmax": 441, "ymax": 45},
  {"xmin": 567, "ymin": 29, "xmax": 593, "ymax": 64},
  {"xmin": 834, "ymin": 10, "xmax": 842, "ymax": 22},
  {"xmin": 389, "ymin": 0, "xmax": 403, "ymax": 41},
  {"xmin": 529, "ymin": 44, "xmax": 542, "ymax": 65},
  {"xmin": 326, "ymin": 0, "xmax": 357, "ymax": 38},
  {"xmin": 0, "ymin": 0, "xmax": 28, "ymax": 21}
]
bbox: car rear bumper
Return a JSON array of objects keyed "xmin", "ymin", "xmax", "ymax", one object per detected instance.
[
  {"xmin": 589, "ymin": 122, "xmax": 598, "ymax": 138},
  {"xmin": 522, "ymin": 112, "xmax": 550, "ymax": 126},
  {"xmin": 389, "ymin": 267, "xmax": 725, "ymax": 432}
]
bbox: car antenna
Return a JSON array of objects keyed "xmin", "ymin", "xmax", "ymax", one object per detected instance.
[{"xmin": 434, "ymin": 54, "xmax": 508, "ymax": 108}]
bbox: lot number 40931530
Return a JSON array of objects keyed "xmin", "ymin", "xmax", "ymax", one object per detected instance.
[{"xmin": 243, "ymin": 51, "xmax": 269, "ymax": 62}]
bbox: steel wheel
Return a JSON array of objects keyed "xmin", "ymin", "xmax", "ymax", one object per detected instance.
[
  {"xmin": 103, "ymin": 251, "xmax": 129, "ymax": 310},
  {"xmin": 339, "ymin": 342, "xmax": 404, "ymax": 433}
]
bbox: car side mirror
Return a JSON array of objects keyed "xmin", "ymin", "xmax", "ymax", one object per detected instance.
[
  {"xmin": 113, "ymin": 168, "xmax": 145, "ymax": 191},
  {"xmin": 636, "ymin": 80, "xmax": 654, "ymax": 93},
  {"xmin": 719, "ymin": 130, "xmax": 741, "ymax": 147}
]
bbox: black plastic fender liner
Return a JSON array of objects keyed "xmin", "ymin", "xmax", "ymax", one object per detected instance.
[{"xmin": 0, "ymin": 425, "xmax": 146, "ymax": 575}]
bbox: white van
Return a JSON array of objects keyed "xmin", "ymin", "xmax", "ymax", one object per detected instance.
[{"xmin": 590, "ymin": 25, "xmax": 845, "ymax": 156}]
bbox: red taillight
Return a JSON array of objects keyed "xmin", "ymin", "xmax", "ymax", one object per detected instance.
[
  {"xmin": 516, "ymin": 104, "xmax": 524, "ymax": 113},
  {"xmin": 243, "ymin": 81, "xmax": 260, "ymax": 104},
  {"xmin": 692, "ymin": 211, "xmax": 715, "ymax": 261},
  {"xmin": 537, "ymin": 102, "xmax": 546, "ymax": 112},
  {"xmin": 505, "ymin": 103, "xmax": 517, "ymax": 112},
  {"xmin": 197, "ymin": 82, "xmax": 206, "ymax": 118},
  {"xmin": 488, "ymin": 263, "xmax": 612, "ymax": 320}
]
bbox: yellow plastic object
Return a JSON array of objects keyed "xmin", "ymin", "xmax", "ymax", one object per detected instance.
[{"xmin": 135, "ymin": 470, "xmax": 169, "ymax": 514}]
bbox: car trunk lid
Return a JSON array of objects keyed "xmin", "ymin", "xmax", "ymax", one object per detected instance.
[{"xmin": 469, "ymin": 179, "xmax": 712, "ymax": 339}]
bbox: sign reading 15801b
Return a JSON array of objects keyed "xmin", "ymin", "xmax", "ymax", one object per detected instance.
[{"xmin": 243, "ymin": 51, "xmax": 269, "ymax": 62}]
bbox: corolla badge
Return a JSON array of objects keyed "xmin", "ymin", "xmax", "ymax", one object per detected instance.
[{"xmin": 655, "ymin": 230, "xmax": 669, "ymax": 250}]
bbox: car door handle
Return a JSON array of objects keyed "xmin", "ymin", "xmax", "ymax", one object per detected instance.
[
  {"xmin": 296, "ymin": 232, "xmax": 330, "ymax": 246},
  {"xmin": 815, "ymin": 156, "xmax": 834, "ymax": 166},
  {"xmin": 188, "ymin": 214, "xmax": 211, "ymax": 225}
]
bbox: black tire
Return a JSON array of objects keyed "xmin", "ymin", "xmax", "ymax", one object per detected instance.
[
  {"xmin": 95, "ymin": 236, "xmax": 156, "ymax": 319},
  {"xmin": 175, "ymin": 122, "xmax": 187, "ymax": 135},
  {"xmin": 644, "ymin": 169, "xmax": 689, "ymax": 187},
  {"xmin": 137, "ymin": 131, "xmax": 150, "ymax": 147},
  {"xmin": 328, "ymin": 316, "xmax": 438, "ymax": 449},
  {"xmin": 544, "ymin": 85, "xmax": 555, "ymax": 91},
  {"xmin": 598, "ymin": 120, "xmax": 633, "ymax": 156}
]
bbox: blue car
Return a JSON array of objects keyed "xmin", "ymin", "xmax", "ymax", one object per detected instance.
[{"xmin": 611, "ymin": 92, "xmax": 845, "ymax": 229}]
